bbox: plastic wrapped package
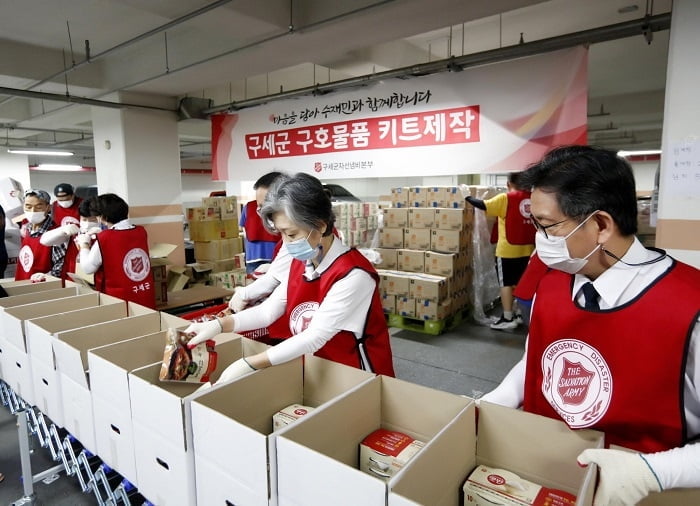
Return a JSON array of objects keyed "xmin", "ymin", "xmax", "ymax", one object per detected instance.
[{"xmin": 470, "ymin": 188, "xmax": 501, "ymax": 326}]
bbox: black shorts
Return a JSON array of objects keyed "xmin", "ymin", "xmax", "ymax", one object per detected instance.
[{"xmin": 495, "ymin": 256, "xmax": 530, "ymax": 287}]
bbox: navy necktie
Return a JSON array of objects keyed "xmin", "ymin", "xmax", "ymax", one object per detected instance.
[{"xmin": 581, "ymin": 282, "xmax": 600, "ymax": 310}]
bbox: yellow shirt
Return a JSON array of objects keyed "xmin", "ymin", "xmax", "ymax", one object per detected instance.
[{"xmin": 484, "ymin": 193, "xmax": 535, "ymax": 259}]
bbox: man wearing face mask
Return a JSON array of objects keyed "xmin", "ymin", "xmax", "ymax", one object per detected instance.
[
  {"xmin": 51, "ymin": 183, "xmax": 83, "ymax": 228},
  {"xmin": 185, "ymin": 173, "xmax": 395, "ymax": 382},
  {"xmin": 480, "ymin": 145, "xmax": 700, "ymax": 506},
  {"xmin": 40, "ymin": 196, "xmax": 101, "ymax": 281},
  {"xmin": 15, "ymin": 189, "xmax": 67, "ymax": 281}
]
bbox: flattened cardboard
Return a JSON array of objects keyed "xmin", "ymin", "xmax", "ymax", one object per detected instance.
[
  {"xmin": 276, "ymin": 375, "xmax": 473, "ymax": 506},
  {"xmin": 191, "ymin": 355, "xmax": 375, "ymax": 506}
]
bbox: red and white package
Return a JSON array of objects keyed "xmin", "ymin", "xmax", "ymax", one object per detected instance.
[{"xmin": 159, "ymin": 328, "xmax": 218, "ymax": 383}]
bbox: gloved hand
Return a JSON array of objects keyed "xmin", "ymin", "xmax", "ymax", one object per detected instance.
[
  {"xmin": 62, "ymin": 224, "xmax": 80, "ymax": 236},
  {"xmin": 85, "ymin": 226, "xmax": 102, "ymax": 236},
  {"xmin": 459, "ymin": 184, "xmax": 471, "ymax": 199},
  {"xmin": 184, "ymin": 319, "xmax": 224, "ymax": 348},
  {"xmin": 30, "ymin": 272, "xmax": 47, "ymax": 283},
  {"xmin": 75, "ymin": 233, "xmax": 93, "ymax": 248},
  {"xmin": 215, "ymin": 357, "xmax": 256, "ymax": 384},
  {"xmin": 228, "ymin": 287, "xmax": 248, "ymax": 313},
  {"xmin": 577, "ymin": 448, "xmax": 661, "ymax": 506}
]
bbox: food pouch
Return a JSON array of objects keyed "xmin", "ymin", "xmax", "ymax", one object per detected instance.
[{"xmin": 159, "ymin": 328, "xmax": 218, "ymax": 383}]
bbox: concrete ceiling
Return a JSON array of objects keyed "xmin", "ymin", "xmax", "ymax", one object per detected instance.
[{"xmin": 0, "ymin": 0, "xmax": 672, "ymax": 171}]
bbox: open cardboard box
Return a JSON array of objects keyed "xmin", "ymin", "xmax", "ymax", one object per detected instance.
[
  {"xmin": 86, "ymin": 312, "xmax": 190, "ymax": 484},
  {"xmin": 190, "ymin": 355, "xmax": 376, "ymax": 506},
  {"xmin": 0, "ymin": 276, "xmax": 64, "ymax": 295},
  {"xmin": 0, "ymin": 291, "xmax": 113, "ymax": 403},
  {"xmin": 128, "ymin": 335, "xmax": 269, "ymax": 506},
  {"xmin": 0, "ymin": 286, "xmax": 87, "ymax": 380},
  {"xmin": 24, "ymin": 297, "xmax": 129, "ymax": 429},
  {"xmin": 275, "ymin": 375, "xmax": 474, "ymax": 506}
]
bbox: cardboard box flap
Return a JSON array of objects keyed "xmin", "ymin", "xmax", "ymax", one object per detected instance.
[
  {"xmin": 301, "ymin": 355, "xmax": 376, "ymax": 408},
  {"xmin": 478, "ymin": 402, "xmax": 603, "ymax": 494},
  {"xmin": 389, "ymin": 403, "xmax": 476, "ymax": 506},
  {"xmin": 1, "ymin": 278, "xmax": 64, "ymax": 296},
  {"xmin": 0, "ymin": 287, "xmax": 82, "ymax": 309},
  {"xmin": 150, "ymin": 243, "xmax": 177, "ymax": 259}
]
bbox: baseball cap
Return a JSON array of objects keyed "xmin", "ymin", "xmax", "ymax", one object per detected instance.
[
  {"xmin": 24, "ymin": 189, "xmax": 51, "ymax": 204},
  {"xmin": 54, "ymin": 183, "xmax": 75, "ymax": 197}
]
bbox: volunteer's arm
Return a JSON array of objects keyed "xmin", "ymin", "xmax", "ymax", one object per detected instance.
[
  {"xmin": 238, "ymin": 246, "xmax": 291, "ymax": 302},
  {"xmin": 78, "ymin": 239, "xmax": 102, "ymax": 274},
  {"xmin": 41, "ymin": 224, "xmax": 79, "ymax": 246}
]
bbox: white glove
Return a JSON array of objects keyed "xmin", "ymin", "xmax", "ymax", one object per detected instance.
[
  {"xmin": 459, "ymin": 184, "xmax": 471, "ymax": 199},
  {"xmin": 577, "ymin": 449, "xmax": 661, "ymax": 506},
  {"xmin": 75, "ymin": 233, "xmax": 93, "ymax": 247},
  {"xmin": 228, "ymin": 287, "xmax": 249, "ymax": 313},
  {"xmin": 215, "ymin": 357, "xmax": 256, "ymax": 384},
  {"xmin": 85, "ymin": 226, "xmax": 102, "ymax": 236},
  {"xmin": 62, "ymin": 224, "xmax": 80, "ymax": 236},
  {"xmin": 30, "ymin": 272, "xmax": 47, "ymax": 283},
  {"xmin": 184, "ymin": 319, "xmax": 224, "ymax": 347}
]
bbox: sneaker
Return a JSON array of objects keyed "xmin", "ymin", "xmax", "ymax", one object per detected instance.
[
  {"xmin": 514, "ymin": 313, "xmax": 524, "ymax": 325},
  {"xmin": 490, "ymin": 315, "xmax": 518, "ymax": 330}
]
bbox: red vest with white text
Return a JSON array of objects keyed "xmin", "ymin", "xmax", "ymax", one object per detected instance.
[
  {"xmin": 61, "ymin": 239, "xmax": 79, "ymax": 281},
  {"xmin": 15, "ymin": 227, "xmax": 54, "ymax": 280},
  {"xmin": 244, "ymin": 200, "xmax": 279, "ymax": 242},
  {"xmin": 523, "ymin": 261, "xmax": 700, "ymax": 453},
  {"xmin": 270, "ymin": 248, "xmax": 395, "ymax": 376},
  {"xmin": 51, "ymin": 198, "xmax": 83, "ymax": 228},
  {"xmin": 94, "ymin": 227, "xmax": 156, "ymax": 309},
  {"xmin": 504, "ymin": 190, "xmax": 535, "ymax": 245}
]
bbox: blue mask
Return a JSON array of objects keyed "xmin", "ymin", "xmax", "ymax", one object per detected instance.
[{"xmin": 287, "ymin": 230, "xmax": 319, "ymax": 261}]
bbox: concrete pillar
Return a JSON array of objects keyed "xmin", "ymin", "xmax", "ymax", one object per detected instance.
[
  {"xmin": 657, "ymin": 0, "xmax": 700, "ymax": 268},
  {"xmin": 91, "ymin": 93, "xmax": 186, "ymax": 266}
]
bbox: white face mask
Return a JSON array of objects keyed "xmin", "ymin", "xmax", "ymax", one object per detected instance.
[
  {"xmin": 535, "ymin": 212, "xmax": 600, "ymax": 274},
  {"xmin": 25, "ymin": 211, "xmax": 47, "ymax": 225},
  {"xmin": 57, "ymin": 199, "xmax": 74, "ymax": 208}
]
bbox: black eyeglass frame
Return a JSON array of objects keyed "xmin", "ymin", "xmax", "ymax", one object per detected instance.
[{"xmin": 531, "ymin": 217, "xmax": 569, "ymax": 239}]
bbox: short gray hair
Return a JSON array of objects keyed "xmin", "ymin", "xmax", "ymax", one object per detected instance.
[{"xmin": 260, "ymin": 173, "xmax": 335, "ymax": 236}]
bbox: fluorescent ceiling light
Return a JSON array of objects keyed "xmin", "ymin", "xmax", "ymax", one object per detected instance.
[
  {"xmin": 618, "ymin": 149, "xmax": 662, "ymax": 157},
  {"xmin": 7, "ymin": 148, "xmax": 74, "ymax": 156},
  {"xmin": 36, "ymin": 164, "xmax": 84, "ymax": 171}
]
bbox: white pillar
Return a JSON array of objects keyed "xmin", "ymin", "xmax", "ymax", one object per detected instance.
[{"xmin": 657, "ymin": 0, "xmax": 700, "ymax": 268}]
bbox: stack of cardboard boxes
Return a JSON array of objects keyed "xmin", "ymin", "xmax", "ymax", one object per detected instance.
[
  {"xmin": 333, "ymin": 201, "xmax": 381, "ymax": 247},
  {"xmin": 375, "ymin": 186, "xmax": 475, "ymax": 322}
]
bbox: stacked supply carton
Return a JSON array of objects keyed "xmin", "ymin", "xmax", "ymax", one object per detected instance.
[
  {"xmin": 186, "ymin": 195, "xmax": 243, "ymax": 266},
  {"xmin": 333, "ymin": 201, "xmax": 381, "ymax": 248}
]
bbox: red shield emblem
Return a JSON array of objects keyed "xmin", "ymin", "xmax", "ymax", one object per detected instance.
[
  {"xmin": 300, "ymin": 315, "xmax": 313, "ymax": 332},
  {"xmin": 130, "ymin": 256, "xmax": 145, "ymax": 274},
  {"xmin": 557, "ymin": 358, "xmax": 594, "ymax": 405}
]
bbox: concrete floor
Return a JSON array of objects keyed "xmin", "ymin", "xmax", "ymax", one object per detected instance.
[{"xmin": 0, "ymin": 313, "xmax": 526, "ymax": 505}]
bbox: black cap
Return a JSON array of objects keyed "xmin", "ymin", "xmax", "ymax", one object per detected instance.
[{"xmin": 54, "ymin": 183, "xmax": 75, "ymax": 197}]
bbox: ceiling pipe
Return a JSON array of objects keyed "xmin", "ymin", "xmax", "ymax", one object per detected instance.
[
  {"xmin": 205, "ymin": 13, "xmax": 671, "ymax": 114},
  {"xmin": 0, "ymin": 0, "xmax": 235, "ymax": 108}
]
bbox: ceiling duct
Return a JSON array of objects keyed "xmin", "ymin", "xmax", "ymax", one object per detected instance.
[{"xmin": 177, "ymin": 97, "xmax": 214, "ymax": 120}]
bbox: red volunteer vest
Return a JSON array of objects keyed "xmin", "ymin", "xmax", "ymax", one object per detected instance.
[
  {"xmin": 61, "ymin": 239, "xmax": 79, "ymax": 281},
  {"xmin": 523, "ymin": 261, "xmax": 700, "ymax": 453},
  {"xmin": 504, "ymin": 190, "xmax": 535, "ymax": 245},
  {"xmin": 243, "ymin": 200, "xmax": 279, "ymax": 242},
  {"xmin": 270, "ymin": 248, "xmax": 395, "ymax": 376},
  {"xmin": 15, "ymin": 227, "xmax": 55, "ymax": 280},
  {"xmin": 513, "ymin": 253, "xmax": 549, "ymax": 302},
  {"xmin": 51, "ymin": 198, "xmax": 82, "ymax": 228},
  {"xmin": 94, "ymin": 227, "xmax": 156, "ymax": 309}
]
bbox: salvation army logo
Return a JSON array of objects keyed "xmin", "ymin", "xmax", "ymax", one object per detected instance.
[
  {"xmin": 487, "ymin": 474, "xmax": 506, "ymax": 486},
  {"xmin": 541, "ymin": 339, "xmax": 612, "ymax": 429},
  {"xmin": 122, "ymin": 248, "xmax": 151, "ymax": 282},
  {"xmin": 313, "ymin": 162, "xmax": 322, "ymax": 172},
  {"xmin": 289, "ymin": 301, "xmax": 319, "ymax": 334},
  {"xmin": 293, "ymin": 408, "xmax": 308, "ymax": 416},
  {"xmin": 61, "ymin": 216, "xmax": 80, "ymax": 227},
  {"xmin": 519, "ymin": 198, "xmax": 532, "ymax": 218},
  {"xmin": 18, "ymin": 245, "xmax": 34, "ymax": 272}
]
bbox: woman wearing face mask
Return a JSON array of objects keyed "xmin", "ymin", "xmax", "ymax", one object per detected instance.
[
  {"xmin": 185, "ymin": 173, "xmax": 395, "ymax": 382},
  {"xmin": 40, "ymin": 196, "xmax": 101, "ymax": 281},
  {"xmin": 480, "ymin": 145, "xmax": 700, "ymax": 506},
  {"xmin": 15, "ymin": 189, "xmax": 67, "ymax": 281}
]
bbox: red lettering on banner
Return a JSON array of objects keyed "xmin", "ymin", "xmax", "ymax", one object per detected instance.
[{"xmin": 245, "ymin": 105, "xmax": 480, "ymax": 159}]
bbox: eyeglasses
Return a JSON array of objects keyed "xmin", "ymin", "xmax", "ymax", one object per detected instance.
[{"xmin": 531, "ymin": 217, "xmax": 569, "ymax": 239}]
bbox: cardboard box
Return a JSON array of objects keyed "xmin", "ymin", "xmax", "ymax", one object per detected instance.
[
  {"xmin": 408, "ymin": 208, "xmax": 435, "ymax": 228},
  {"xmin": 360, "ymin": 429, "xmax": 426, "ymax": 480},
  {"xmin": 435, "ymin": 208, "xmax": 471, "ymax": 230},
  {"xmin": 409, "ymin": 274, "xmax": 448, "ymax": 302},
  {"xmin": 397, "ymin": 249, "xmax": 425, "ymax": 273},
  {"xmin": 87, "ymin": 313, "xmax": 190, "ymax": 484},
  {"xmin": 0, "ymin": 277, "xmax": 64, "ymax": 295},
  {"xmin": 408, "ymin": 187, "xmax": 427, "ymax": 207},
  {"xmin": 403, "ymin": 228, "xmax": 431, "ymax": 250},
  {"xmin": 380, "ymin": 294, "xmax": 396, "ymax": 314},
  {"xmin": 395, "ymin": 297, "xmax": 416, "ymax": 318},
  {"xmin": 380, "ymin": 228, "xmax": 404, "ymax": 249},
  {"xmin": 431, "ymin": 229, "xmax": 467, "ymax": 253},
  {"xmin": 415, "ymin": 298, "xmax": 452, "ymax": 321},
  {"xmin": 194, "ymin": 237, "xmax": 243, "ymax": 261},
  {"xmin": 189, "ymin": 219, "xmax": 239, "ymax": 241},
  {"xmin": 190, "ymin": 356, "xmax": 374, "ymax": 506},
  {"xmin": 25, "ymin": 298, "xmax": 129, "ymax": 429},
  {"xmin": 276, "ymin": 375, "xmax": 473, "ymax": 506},
  {"xmin": 129, "ymin": 336, "xmax": 269, "ymax": 506},
  {"xmin": 389, "ymin": 402, "xmax": 602, "ymax": 506},
  {"xmin": 424, "ymin": 251, "xmax": 458, "ymax": 277},
  {"xmin": 375, "ymin": 248, "xmax": 398, "ymax": 270},
  {"xmin": 167, "ymin": 266, "xmax": 190, "ymax": 292},
  {"xmin": 379, "ymin": 271, "xmax": 412, "ymax": 297},
  {"xmin": 391, "ymin": 187, "xmax": 409, "ymax": 207},
  {"xmin": 383, "ymin": 208, "xmax": 408, "ymax": 228},
  {"xmin": 201, "ymin": 196, "xmax": 238, "ymax": 220}
]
